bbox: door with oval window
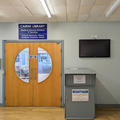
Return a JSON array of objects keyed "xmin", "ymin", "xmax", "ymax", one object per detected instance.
[{"xmin": 4, "ymin": 41, "xmax": 63, "ymax": 106}]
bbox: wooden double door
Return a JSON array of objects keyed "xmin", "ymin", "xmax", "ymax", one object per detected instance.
[{"xmin": 5, "ymin": 41, "xmax": 62, "ymax": 107}]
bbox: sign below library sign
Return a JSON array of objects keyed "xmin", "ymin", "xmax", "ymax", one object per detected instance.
[{"xmin": 19, "ymin": 24, "xmax": 47, "ymax": 39}]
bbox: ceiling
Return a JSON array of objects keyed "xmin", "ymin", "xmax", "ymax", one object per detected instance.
[{"xmin": 0, "ymin": 0, "xmax": 120, "ymax": 22}]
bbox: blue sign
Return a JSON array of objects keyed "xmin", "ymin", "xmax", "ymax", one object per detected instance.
[
  {"xmin": 72, "ymin": 90, "xmax": 88, "ymax": 93},
  {"xmin": 19, "ymin": 24, "xmax": 47, "ymax": 39}
]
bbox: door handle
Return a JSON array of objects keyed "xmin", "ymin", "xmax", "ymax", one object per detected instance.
[
  {"xmin": 30, "ymin": 68, "xmax": 33, "ymax": 80},
  {"xmin": 34, "ymin": 68, "xmax": 37, "ymax": 80},
  {"xmin": 30, "ymin": 68, "xmax": 37, "ymax": 80}
]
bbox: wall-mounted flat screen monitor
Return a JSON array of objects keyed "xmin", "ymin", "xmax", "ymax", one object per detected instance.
[{"xmin": 79, "ymin": 39, "xmax": 110, "ymax": 57}]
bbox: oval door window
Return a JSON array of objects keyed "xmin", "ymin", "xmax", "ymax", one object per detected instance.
[
  {"xmin": 15, "ymin": 48, "xmax": 29, "ymax": 83},
  {"xmin": 38, "ymin": 48, "xmax": 52, "ymax": 83}
]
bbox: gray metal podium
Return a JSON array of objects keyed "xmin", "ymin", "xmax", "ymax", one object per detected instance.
[{"xmin": 65, "ymin": 68, "xmax": 96, "ymax": 119}]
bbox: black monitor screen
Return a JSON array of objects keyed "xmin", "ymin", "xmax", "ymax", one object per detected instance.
[{"xmin": 79, "ymin": 39, "xmax": 110, "ymax": 57}]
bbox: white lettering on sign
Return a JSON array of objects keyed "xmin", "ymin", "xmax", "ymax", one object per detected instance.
[
  {"xmin": 32, "ymin": 25, "xmax": 45, "ymax": 28},
  {"xmin": 20, "ymin": 25, "xmax": 31, "ymax": 28}
]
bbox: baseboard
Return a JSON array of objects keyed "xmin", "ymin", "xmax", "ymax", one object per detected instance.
[
  {"xmin": 0, "ymin": 103, "xmax": 120, "ymax": 107},
  {"xmin": 96, "ymin": 104, "xmax": 120, "ymax": 108}
]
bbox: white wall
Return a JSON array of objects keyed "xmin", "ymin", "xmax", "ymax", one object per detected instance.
[{"xmin": 0, "ymin": 22, "xmax": 120, "ymax": 104}]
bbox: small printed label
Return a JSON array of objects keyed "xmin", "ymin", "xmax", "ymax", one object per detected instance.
[
  {"xmin": 73, "ymin": 75, "xmax": 86, "ymax": 84},
  {"xmin": 34, "ymin": 55, "xmax": 37, "ymax": 59},
  {"xmin": 72, "ymin": 89, "xmax": 89, "ymax": 101},
  {"xmin": 29, "ymin": 55, "xmax": 33, "ymax": 59}
]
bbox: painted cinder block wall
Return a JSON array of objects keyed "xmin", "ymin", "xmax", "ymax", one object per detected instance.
[{"xmin": 0, "ymin": 22, "xmax": 120, "ymax": 104}]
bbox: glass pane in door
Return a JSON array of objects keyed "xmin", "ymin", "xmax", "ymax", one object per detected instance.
[
  {"xmin": 15, "ymin": 48, "xmax": 29, "ymax": 83},
  {"xmin": 38, "ymin": 48, "xmax": 52, "ymax": 83}
]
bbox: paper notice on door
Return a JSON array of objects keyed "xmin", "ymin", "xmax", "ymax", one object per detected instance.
[
  {"xmin": 72, "ymin": 89, "xmax": 89, "ymax": 101},
  {"xmin": 73, "ymin": 75, "xmax": 86, "ymax": 84}
]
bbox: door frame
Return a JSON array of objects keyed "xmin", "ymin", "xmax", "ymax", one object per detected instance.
[{"xmin": 2, "ymin": 40, "xmax": 64, "ymax": 107}]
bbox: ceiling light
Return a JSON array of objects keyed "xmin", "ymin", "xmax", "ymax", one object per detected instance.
[
  {"xmin": 40, "ymin": 0, "xmax": 51, "ymax": 18},
  {"xmin": 106, "ymin": 0, "xmax": 120, "ymax": 17}
]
